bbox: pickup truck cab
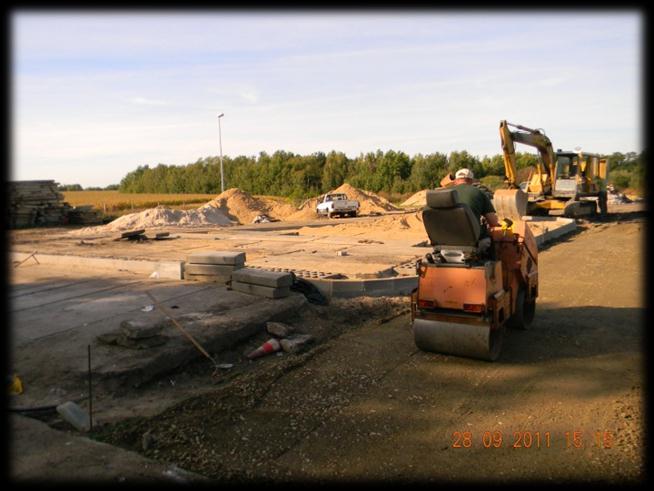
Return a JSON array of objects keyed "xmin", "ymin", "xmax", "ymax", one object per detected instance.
[{"xmin": 316, "ymin": 193, "xmax": 359, "ymax": 218}]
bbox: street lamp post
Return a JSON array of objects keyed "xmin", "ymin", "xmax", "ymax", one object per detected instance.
[{"xmin": 218, "ymin": 113, "xmax": 225, "ymax": 193}]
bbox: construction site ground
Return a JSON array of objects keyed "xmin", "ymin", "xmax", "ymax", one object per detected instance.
[
  {"xmin": 11, "ymin": 211, "xmax": 572, "ymax": 281},
  {"xmin": 8, "ymin": 202, "xmax": 645, "ymax": 483}
]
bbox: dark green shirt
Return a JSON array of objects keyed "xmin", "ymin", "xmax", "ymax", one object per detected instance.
[{"xmin": 453, "ymin": 184, "xmax": 495, "ymax": 219}]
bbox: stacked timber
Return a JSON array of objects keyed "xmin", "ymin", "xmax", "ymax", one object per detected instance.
[
  {"xmin": 67, "ymin": 205, "xmax": 103, "ymax": 225},
  {"xmin": 8, "ymin": 180, "xmax": 103, "ymax": 228},
  {"xmin": 231, "ymin": 268, "xmax": 293, "ymax": 299},
  {"xmin": 8, "ymin": 180, "xmax": 69, "ymax": 228},
  {"xmin": 184, "ymin": 251, "xmax": 246, "ymax": 283}
]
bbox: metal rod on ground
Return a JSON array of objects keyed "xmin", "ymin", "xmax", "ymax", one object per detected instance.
[
  {"xmin": 88, "ymin": 344, "xmax": 93, "ymax": 432},
  {"xmin": 145, "ymin": 291, "xmax": 219, "ymax": 372},
  {"xmin": 13, "ymin": 251, "xmax": 39, "ymax": 268}
]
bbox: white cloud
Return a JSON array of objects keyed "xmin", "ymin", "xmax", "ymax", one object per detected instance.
[
  {"xmin": 238, "ymin": 89, "xmax": 259, "ymax": 104},
  {"xmin": 128, "ymin": 96, "xmax": 168, "ymax": 106}
]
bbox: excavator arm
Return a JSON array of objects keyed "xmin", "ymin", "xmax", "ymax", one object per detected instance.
[
  {"xmin": 494, "ymin": 120, "xmax": 558, "ymax": 221},
  {"xmin": 499, "ymin": 120, "xmax": 557, "ymax": 194},
  {"xmin": 499, "ymin": 121, "xmax": 519, "ymax": 188}
]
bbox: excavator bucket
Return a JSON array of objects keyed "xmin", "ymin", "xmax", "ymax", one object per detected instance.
[{"xmin": 493, "ymin": 188, "xmax": 528, "ymax": 221}]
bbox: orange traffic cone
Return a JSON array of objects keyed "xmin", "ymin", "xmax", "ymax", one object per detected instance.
[{"xmin": 247, "ymin": 338, "xmax": 281, "ymax": 359}]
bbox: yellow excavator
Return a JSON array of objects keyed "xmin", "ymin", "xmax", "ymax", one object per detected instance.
[{"xmin": 494, "ymin": 120, "xmax": 609, "ymax": 219}]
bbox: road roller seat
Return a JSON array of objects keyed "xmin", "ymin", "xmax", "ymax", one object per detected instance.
[{"xmin": 422, "ymin": 188, "xmax": 490, "ymax": 263}]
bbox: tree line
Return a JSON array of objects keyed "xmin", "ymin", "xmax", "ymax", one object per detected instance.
[
  {"xmin": 58, "ymin": 183, "xmax": 119, "ymax": 191},
  {"xmin": 116, "ymin": 150, "xmax": 542, "ymax": 199},
  {"xmin": 63, "ymin": 149, "xmax": 645, "ymax": 199}
]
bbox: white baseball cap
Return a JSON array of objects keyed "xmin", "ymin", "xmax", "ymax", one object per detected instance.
[{"xmin": 455, "ymin": 168, "xmax": 474, "ymax": 179}]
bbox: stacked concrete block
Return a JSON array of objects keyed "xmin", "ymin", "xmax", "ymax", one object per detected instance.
[
  {"xmin": 231, "ymin": 268, "xmax": 294, "ymax": 299},
  {"xmin": 184, "ymin": 251, "xmax": 245, "ymax": 283}
]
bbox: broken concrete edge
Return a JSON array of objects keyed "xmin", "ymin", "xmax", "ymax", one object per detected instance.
[
  {"xmin": 10, "ymin": 251, "xmax": 183, "ymax": 280},
  {"xmin": 84, "ymin": 294, "xmax": 308, "ymax": 388}
]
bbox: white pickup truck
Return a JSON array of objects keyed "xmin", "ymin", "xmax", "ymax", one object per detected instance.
[{"xmin": 316, "ymin": 193, "xmax": 360, "ymax": 218}]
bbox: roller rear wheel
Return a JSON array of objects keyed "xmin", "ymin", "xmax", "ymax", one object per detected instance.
[{"xmin": 507, "ymin": 286, "xmax": 535, "ymax": 330}]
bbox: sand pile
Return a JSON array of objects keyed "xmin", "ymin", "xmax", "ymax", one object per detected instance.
[
  {"xmin": 401, "ymin": 190, "xmax": 427, "ymax": 208},
  {"xmin": 204, "ymin": 188, "xmax": 297, "ymax": 223},
  {"xmin": 260, "ymin": 195, "xmax": 299, "ymax": 219},
  {"xmin": 286, "ymin": 199, "xmax": 321, "ymax": 221},
  {"xmin": 286, "ymin": 183, "xmax": 401, "ymax": 221},
  {"xmin": 70, "ymin": 204, "xmax": 235, "ymax": 235},
  {"xmin": 331, "ymin": 183, "xmax": 401, "ymax": 214},
  {"xmin": 296, "ymin": 211, "xmax": 426, "ymax": 241}
]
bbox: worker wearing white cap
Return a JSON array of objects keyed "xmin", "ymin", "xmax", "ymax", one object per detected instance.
[{"xmin": 452, "ymin": 168, "xmax": 499, "ymax": 227}]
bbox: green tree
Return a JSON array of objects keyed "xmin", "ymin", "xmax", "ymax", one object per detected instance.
[
  {"xmin": 515, "ymin": 152, "xmax": 539, "ymax": 170},
  {"xmin": 322, "ymin": 151, "xmax": 350, "ymax": 192},
  {"xmin": 480, "ymin": 154, "xmax": 505, "ymax": 176},
  {"xmin": 408, "ymin": 152, "xmax": 448, "ymax": 190},
  {"xmin": 58, "ymin": 183, "xmax": 83, "ymax": 191},
  {"xmin": 447, "ymin": 150, "xmax": 483, "ymax": 178}
]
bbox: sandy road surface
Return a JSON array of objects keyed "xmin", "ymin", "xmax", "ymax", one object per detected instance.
[{"xmin": 89, "ymin": 215, "xmax": 644, "ymax": 483}]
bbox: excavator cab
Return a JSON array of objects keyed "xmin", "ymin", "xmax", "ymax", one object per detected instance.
[
  {"xmin": 553, "ymin": 153, "xmax": 579, "ymax": 199},
  {"xmin": 411, "ymin": 188, "xmax": 538, "ymax": 361}
]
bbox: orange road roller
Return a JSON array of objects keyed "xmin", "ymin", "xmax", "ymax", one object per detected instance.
[{"xmin": 410, "ymin": 188, "xmax": 538, "ymax": 361}]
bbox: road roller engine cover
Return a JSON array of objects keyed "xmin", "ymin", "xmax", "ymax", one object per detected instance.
[{"xmin": 410, "ymin": 187, "xmax": 538, "ymax": 361}]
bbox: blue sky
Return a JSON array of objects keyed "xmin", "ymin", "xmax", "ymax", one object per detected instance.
[{"xmin": 12, "ymin": 11, "xmax": 642, "ymax": 187}]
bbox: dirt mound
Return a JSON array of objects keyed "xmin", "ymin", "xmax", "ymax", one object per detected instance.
[
  {"xmin": 70, "ymin": 204, "xmax": 235, "ymax": 235},
  {"xmin": 401, "ymin": 190, "xmax": 427, "ymax": 208},
  {"xmin": 331, "ymin": 183, "xmax": 401, "ymax": 214},
  {"xmin": 286, "ymin": 183, "xmax": 401, "ymax": 221},
  {"xmin": 204, "ymin": 188, "xmax": 297, "ymax": 223},
  {"xmin": 258, "ymin": 195, "xmax": 299, "ymax": 220},
  {"xmin": 286, "ymin": 198, "xmax": 321, "ymax": 221}
]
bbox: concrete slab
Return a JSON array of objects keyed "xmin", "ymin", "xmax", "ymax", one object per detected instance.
[
  {"xmin": 182, "ymin": 273, "xmax": 231, "ymax": 283},
  {"xmin": 186, "ymin": 250, "xmax": 245, "ymax": 265},
  {"xmin": 528, "ymin": 217, "xmax": 578, "ymax": 247},
  {"xmin": 11, "ymin": 263, "xmax": 309, "ymax": 400},
  {"xmin": 231, "ymin": 281, "xmax": 292, "ymax": 299},
  {"xmin": 11, "ymin": 279, "xmax": 213, "ymax": 347},
  {"xmin": 306, "ymin": 276, "xmax": 419, "ymax": 299},
  {"xmin": 9, "ymin": 414, "xmax": 205, "ymax": 482},
  {"xmin": 231, "ymin": 268, "xmax": 294, "ymax": 288},
  {"xmin": 11, "ymin": 251, "xmax": 183, "ymax": 280},
  {"xmin": 183, "ymin": 263, "xmax": 240, "ymax": 275}
]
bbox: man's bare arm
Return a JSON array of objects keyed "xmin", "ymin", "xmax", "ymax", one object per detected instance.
[{"xmin": 485, "ymin": 212, "xmax": 500, "ymax": 227}]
